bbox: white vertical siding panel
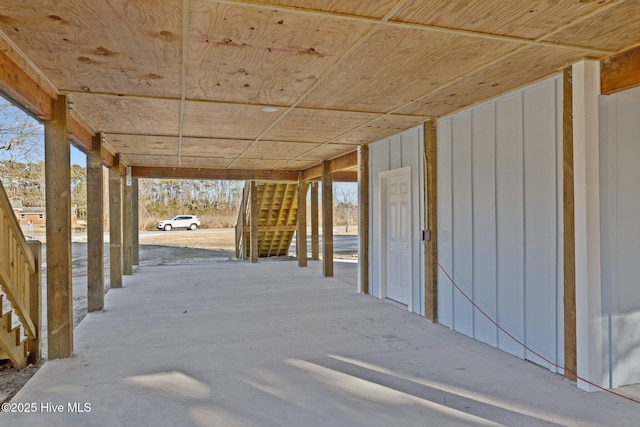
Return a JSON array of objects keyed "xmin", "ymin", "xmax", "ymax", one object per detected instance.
[
  {"xmin": 389, "ymin": 134, "xmax": 402, "ymax": 170},
  {"xmin": 451, "ymin": 111, "xmax": 474, "ymax": 336},
  {"xmin": 605, "ymin": 88, "xmax": 640, "ymax": 387},
  {"xmin": 471, "ymin": 103, "xmax": 498, "ymax": 346},
  {"xmin": 369, "ymin": 140, "xmax": 390, "ymax": 299},
  {"xmin": 599, "ymin": 95, "xmax": 614, "ymax": 387},
  {"xmin": 523, "ymin": 81, "xmax": 558, "ymax": 370},
  {"xmin": 495, "ymin": 92, "xmax": 526, "ymax": 358},
  {"xmin": 401, "ymin": 129, "xmax": 424, "ymax": 314},
  {"xmin": 437, "ymin": 117, "xmax": 454, "ymax": 328}
]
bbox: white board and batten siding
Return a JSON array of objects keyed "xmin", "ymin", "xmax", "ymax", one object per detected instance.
[
  {"xmin": 369, "ymin": 126, "xmax": 425, "ymax": 315},
  {"xmin": 599, "ymin": 87, "xmax": 640, "ymax": 388},
  {"xmin": 437, "ymin": 76, "xmax": 565, "ymax": 373}
]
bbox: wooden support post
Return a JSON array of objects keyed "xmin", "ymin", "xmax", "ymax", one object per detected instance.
[
  {"xmin": 563, "ymin": 67, "xmax": 577, "ymax": 383},
  {"xmin": 322, "ymin": 161, "xmax": 333, "ymax": 277},
  {"xmin": 45, "ymin": 94, "xmax": 73, "ymax": 359},
  {"xmin": 27, "ymin": 241, "xmax": 41, "ymax": 364},
  {"xmin": 122, "ymin": 170, "xmax": 133, "ymax": 276},
  {"xmin": 357, "ymin": 145, "xmax": 369, "ymax": 294},
  {"xmin": 109, "ymin": 154, "xmax": 123, "ymax": 288},
  {"xmin": 132, "ymin": 178, "xmax": 139, "ymax": 267},
  {"xmin": 250, "ymin": 180, "xmax": 258, "ymax": 263},
  {"xmin": 297, "ymin": 172, "xmax": 308, "ymax": 267},
  {"xmin": 311, "ymin": 182, "xmax": 319, "ymax": 260},
  {"xmin": 87, "ymin": 133, "xmax": 104, "ymax": 312},
  {"xmin": 425, "ymin": 120, "xmax": 438, "ymax": 322}
]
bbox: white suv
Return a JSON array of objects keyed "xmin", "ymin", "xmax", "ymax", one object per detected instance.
[{"xmin": 157, "ymin": 215, "xmax": 201, "ymax": 231}]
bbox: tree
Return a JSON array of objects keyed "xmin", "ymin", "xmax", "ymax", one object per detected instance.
[
  {"xmin": 0, "ymin": 100, "xmax": 43, "ymax": 164},
  {"xmin": 0, "ymin": 99, "xmax": 45, "ymax": 205},
  {"xmin": 335, "ymin": 188, "xmax": 358, "ymax": 232},
  {"xmin": 70, "ymin": 164, "xmax": 87, "ymax": 220}
]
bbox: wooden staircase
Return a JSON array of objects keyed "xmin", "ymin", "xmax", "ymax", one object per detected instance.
[
  {"xmin": 0, "ymin": 179, "xmax": 41, "ymax": 368},
  {"xmin": 0, "ymin": 294, "xmax": 28, "ymax": 363},
  {"xmin": 235, "ymin": 181, "xmax": 299, "ymax": 258}
]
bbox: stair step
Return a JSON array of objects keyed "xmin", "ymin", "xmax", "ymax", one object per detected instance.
[
  {"xmin": 1, "ymin": 311, "xmax": 12, "ymax": 332},
  {"xmin": 10, "ymin": 324, "xmax": 22, "ymax": 346}
]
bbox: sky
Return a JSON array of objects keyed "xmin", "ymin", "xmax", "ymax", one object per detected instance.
[{"xmin": 70, "ymin": 145, "xmax": 86, "ymax": 166}]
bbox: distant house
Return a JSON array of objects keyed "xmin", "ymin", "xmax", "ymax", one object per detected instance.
[
  {"xmin": 10, "ymin": 199, "xmax": 22, "ymax": 218},
  {"xmin": 9, "ymin": 199, "xmax": 77, "ymax": 225}
]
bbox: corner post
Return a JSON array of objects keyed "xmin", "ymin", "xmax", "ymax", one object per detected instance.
[
  {"xmin": 572, "ymin": 60, "xmax": 604, "ymax": 391},
  {"xmin": 425, "ymin": 120, "xmax": 438, "ymax": 322},
  {"xmin": 563, "ymin": 67, "xmax": 577, "ymax": 383}
]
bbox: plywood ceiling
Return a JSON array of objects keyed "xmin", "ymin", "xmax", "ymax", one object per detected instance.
[{"xmin": 0, "ymin": 0, "xmax": 639, "ymax": 171}]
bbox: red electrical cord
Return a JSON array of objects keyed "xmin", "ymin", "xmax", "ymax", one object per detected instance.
[{"xmin": 423, "ymin": 241, "xmax": 640, "ymax": 405}]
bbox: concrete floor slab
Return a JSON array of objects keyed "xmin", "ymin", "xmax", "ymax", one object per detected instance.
[{"xmin": 1, "ymin": 260, "xmax": 639, "ymax": 426}]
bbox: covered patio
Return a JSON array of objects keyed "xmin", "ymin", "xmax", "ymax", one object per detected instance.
[{"xmin": 3, "ymin": 260, "xmax": 639, "ymax": 426}]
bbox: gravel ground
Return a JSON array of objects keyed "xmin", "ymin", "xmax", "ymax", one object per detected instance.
[{"xmin": 0, "ymin": 227, "xmax": 358, "ymax": 403}]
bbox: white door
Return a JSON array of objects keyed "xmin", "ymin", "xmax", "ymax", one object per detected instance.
[{"xmin": 384, "ymin": 171, "xmax": 411, "ymax": 306}]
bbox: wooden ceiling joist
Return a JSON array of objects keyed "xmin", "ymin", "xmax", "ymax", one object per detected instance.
[
  {"xmin": 601, "ymin": 44, "xmax": 640, "ymax": 95},
  {"xmin": 131, "ymin": 166, "xmax": 298, "ymax": 181}
]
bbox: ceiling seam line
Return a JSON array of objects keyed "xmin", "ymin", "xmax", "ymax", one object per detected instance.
[
  {"xmin": 294, "ymin": 0, "xmax": 630, "ymax": 160},
  {"xmin": 59, "ymin": 90, "xmax": 419, "ymax": 115},
  {"xmin": 227, "ymin": 0, "xmax": 413, "ymax": 169},
  {"xmin": 531, "ymin": 0, "xmax": 627, "ymax": 46},
  {"xmin": 226, "ymin": 22, "xmax": 380, "ymax": 167},
  {"xmin": 213, "ymin": 0, "xmax": 615, "ymax": 55}
]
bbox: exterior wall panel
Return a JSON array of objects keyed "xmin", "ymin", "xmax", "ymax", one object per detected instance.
[
  {"xmin": 437, "ymin": 118, "xmax": 454, "ymax": 327},
  {"xmin": 438, "ymin": 76, "xmax": 564, "ymax": 372},
  {"xmin": 599, "ymin": 87, "xmax": 640, "ymax": 388},
  {"xmin": 471, "ymin": 102, "xmax": 498, "ymax": 347}
]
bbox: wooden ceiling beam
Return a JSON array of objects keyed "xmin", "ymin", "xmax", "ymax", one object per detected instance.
[
  {"xmin": 331, "ymin": 171, "xmax": 358, "ymax": 182},
  {"xmin": 131, "ymin": 166, "xmax": 298, "ymax": 181},
  {"xmin": 1, "ymin": 39, "xmax": 101, "ymax": 161},
  {"xmin": 331, "ymin": 150, "xmax": 358, "ymax": 172},
  {"xmin": 0, "ymin": 46, "xmax": 53, "ymax": 120},
  {"xmin": 302, "ymin": 150, "xmax": 358, "ymax": 180},
  {"xmin": 101, "ymin": 144, "xmax": 116, "ymax": 169},
  {"xmin": 69, "ymin": 113, "xmax": 94, "ymax": 153},
  {"xmin": 601, "ymin": 44, "xmax": 640, "ymax": 95},
  {"xmin": 302, "ymin": 165, "xmax": 323, "ymax": 181}
]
